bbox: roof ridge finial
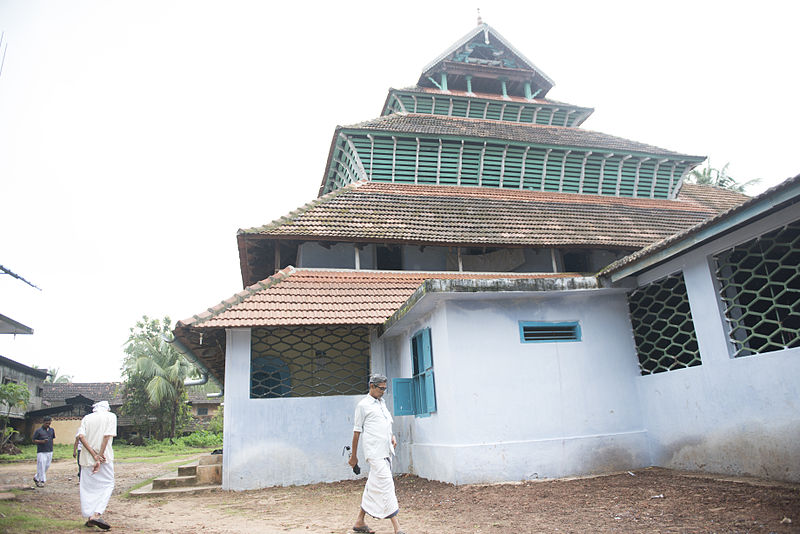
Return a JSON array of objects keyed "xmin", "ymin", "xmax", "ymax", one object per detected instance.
[{"xmin": 477, "ymin": 8, "xmax": 483, "ymax": 26}]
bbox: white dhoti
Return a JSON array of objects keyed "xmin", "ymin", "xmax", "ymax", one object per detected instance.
[
  {"xmin": 36, "ymin": 452, "xmax": 52, "ymax": 482},
  {"xmin": 361, "ymin": 457, "xmax": 399, "ymax": 519},
  {"xmin": 80, "ymin": 462, "xmax": 115, "ymax": 518}
]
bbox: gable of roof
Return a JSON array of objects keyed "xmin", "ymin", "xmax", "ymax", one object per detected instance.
[{"xmin": 420, "ymin": 23, "xmax": 554, "ymax": 91}]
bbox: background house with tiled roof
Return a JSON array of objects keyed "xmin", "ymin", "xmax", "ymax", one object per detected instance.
[
  {"xmin": 173, "ymin": 22, "xmax": 798, "ymax": 489},
  {"xmin": 33, "ymin": 382, "xmax": 125, "ymax": 444}
]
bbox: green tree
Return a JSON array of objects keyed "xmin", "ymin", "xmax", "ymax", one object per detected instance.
[
  {"xmin": 686, "ymin": 162, "xmax": 760, "ymax": 193},
  {"xmin": 0, "ymin": 382, "xmax": 30, "ymax": 450},
  {"xmin": 122, "ymin": 315, "xmax": 194, "ymax": 441},
  {"xmin": 45, "ymin": 367, "xmax": 72, "ymax": 383}
]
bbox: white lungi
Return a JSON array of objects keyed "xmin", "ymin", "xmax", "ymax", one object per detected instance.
[
  {"xmin": 361, "ymin": 457, "xmax": 399, "ymax": 519},
  {"xmin": 80, "ymin": 462, "xmax": 115, "ymax": 518},
  {"xmin": 36, "ymin": 452, "xmax": 52, "ymax": 482}
]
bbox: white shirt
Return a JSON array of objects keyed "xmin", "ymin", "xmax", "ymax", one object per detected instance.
[
  {"xmin": 353, "ymin": 394, "xmax": 394, "ymax": 460},
  {"xmin": 77, "ymin": 409, "xmax": 117, "ymax": 467}
]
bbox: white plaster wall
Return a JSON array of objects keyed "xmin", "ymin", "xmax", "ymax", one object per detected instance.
[
  {"xmin": 222, "ymin": 329, "xmax": 364, "ymax": 490},
  {"xmin": 634, "ymin": 205, "xmax": 800, "ymax": 482},
  {"xmin": 378, "ymin": 290, "xmax": 650, "ymax": 484}
]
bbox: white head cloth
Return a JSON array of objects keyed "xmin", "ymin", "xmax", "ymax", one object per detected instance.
[{"xmin": 92, "ymin": 400, "xmax": 110, "ymax": 412}]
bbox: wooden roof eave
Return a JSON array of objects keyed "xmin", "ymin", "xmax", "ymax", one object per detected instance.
[
  {"xmin": 385, "ymin": 87, "xmax": 595, "ymax": 117},
  {"xmin": 173, "ymin": 325, "xmax": 227, "ymax": 386}
]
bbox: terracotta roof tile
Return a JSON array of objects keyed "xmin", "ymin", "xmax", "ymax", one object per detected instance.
[
  {"xmin": 240, "ymin": 181, "xmax": 727, "ymax": 249},
  {"xmin": 344, "ymin": 114, "xmax": 702, "ymax": 159},
  {"xmin": 176, "ymin": 268, "xmax": 575, "ymax": 329},
  {"xmin": 677, "ymin": 183, "xmax": 750, "ymax": 212},
  {"xmin": 42, "ymin": 382, "xmax": 125, "ymax": 404},
  {"xmin": 602, "ymin": 173, "xmax": 799, "ymax": 277}
]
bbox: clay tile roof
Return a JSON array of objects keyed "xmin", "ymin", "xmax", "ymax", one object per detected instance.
[
  {"xmin": 602, "ymin": 173, "xmax": 800, "ymax": 278},
  {"xmin": 344, "ymin": 114, "xmax": 702, "ymax": 159},
  {"xmin": 176, "ymin": 268, "xmax": 576, "ymax": 330},
  {"xmin": 240, "ymin": 181, "xmax": 727, "ymax": 249},
  {"xmin": 42, "ymin": 382, "xmax": 125, "ymax": 405},
  {"xmin": 186, "ymin": 390, "xmax": 223, "ymax": 403},
  {"xmin": 677, "ymin": 183, "xmax": 751, "ymax": 212}
]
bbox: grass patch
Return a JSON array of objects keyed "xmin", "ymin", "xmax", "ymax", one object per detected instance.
[
  {"xmin": 0, "ymin": 443, "xmax": 75, "ymax": 463},
  {"xmin": 114, "ymin": 444, "xmax": 216, "ymax": 460},
  {"xmin": 0, "ymin": 500, "xmax": 81, "ymax": 533},
  {"xmin": 117, "ymin": 452, "xmax": 211, "ymax": 464},
  {"xmin": 1, "ymin": 443, "xmax": 216, "ymax": 463}
]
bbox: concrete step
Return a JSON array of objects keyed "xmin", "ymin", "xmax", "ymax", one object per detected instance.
[
  {"xmin": 152, "ymin": 475, "xmax": 198, "ymax": 489},
  {"xmin": 130, "ymin": 453, "xmax": 222, "ymax": 496},
  {"xmin": 177, "ymin": 463, "xmax": 198, "ymax": 476},
  {"xmin": 199, "ymin": 454, "xmax": 222, "ymax": 466},
  {"xmin": 129, "ymin": 483, "xmax": 220, "ymax": 496}
]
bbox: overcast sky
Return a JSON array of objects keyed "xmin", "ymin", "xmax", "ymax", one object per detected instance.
[{"xmin": 1, "ymin": 1, "xmax": 798, "ymax": 382}]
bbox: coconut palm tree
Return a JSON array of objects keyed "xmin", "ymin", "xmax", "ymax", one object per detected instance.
[
  {"xmin": 123, "ymin": 316, "xmax": 193, "ymax": 440},
  {"xmin": 687, "ymin": 162, "xmax": 760, "ymax": 193}
]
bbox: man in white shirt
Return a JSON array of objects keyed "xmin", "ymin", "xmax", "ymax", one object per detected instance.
[
  {"xmin": 77, "ymin": 400, "xmax": 117, "ymax": 530},
  {"xmin": 348, "ymin": 374, "xmax": 405, "ymax": 534}
]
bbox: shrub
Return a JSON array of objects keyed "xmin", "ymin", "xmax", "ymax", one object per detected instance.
[{"xmin": 179, "ymin": 430, "xmax": 222, "ymax": 448}]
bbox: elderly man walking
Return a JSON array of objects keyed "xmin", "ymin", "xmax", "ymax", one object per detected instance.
[
  {"xmin": 32, "ymin": 416, "xmax": 55, "ymax": 487},
  {"xmin": 348, "ymin": 374, "xmax": 406, "ymax": 534},
  {"xmin": 77, "ymin": 400, "xmax": 117, "ymax": 530}
]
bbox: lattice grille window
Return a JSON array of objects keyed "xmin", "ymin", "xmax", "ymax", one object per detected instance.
[
  {"xmin": 715, "ymin": 221, "xmax": 800, "ymax": 357},
  {"xmin": 250, "ymin": 326, "xmax": 370, "ymax": 398},
  {"xmin": 628, "ymin": 272, "xmax": 701, "ymax": 375}
]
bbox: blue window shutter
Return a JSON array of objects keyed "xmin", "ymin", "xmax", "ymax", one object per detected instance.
[
  {"xmin": 392, "ymin": 378, "xmax": 415, "ymax": 416},
  {"xmin": 421, "ymin": 328, "xmax": 433, "ymax": 370},
  {"xmin": 423, "ymin": 369, "xmax": 436, "ymax": 413}
]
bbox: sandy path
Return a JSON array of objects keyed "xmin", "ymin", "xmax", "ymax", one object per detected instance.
[{"xmin": 1, "ymin": 457, "xmax": 798, "ymax": 533}]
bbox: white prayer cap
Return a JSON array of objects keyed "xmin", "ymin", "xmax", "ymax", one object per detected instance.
[{"xmin": 92, "ymin": 400, "xmax": 110, "ymax": 412}]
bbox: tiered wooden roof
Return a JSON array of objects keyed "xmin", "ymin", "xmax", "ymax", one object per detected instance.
[{"xmin": 173, "ymin": 22, "xmax": 744, "ymax": 383}]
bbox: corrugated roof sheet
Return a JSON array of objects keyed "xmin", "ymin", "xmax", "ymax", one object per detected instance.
[
  {"xmin": 176, "ymin": 268, "xmax": 575, "ymax": 329},
  {"xmin": 240, "ymin": 181, "xmax": 727, "ymax": 249},
  {"xmin": 344, "ymin": 114, "xmax": 702, "ymax": 159}
]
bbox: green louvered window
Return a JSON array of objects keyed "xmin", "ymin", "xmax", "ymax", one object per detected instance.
[
  {"xmin": 715, "ymin": 221, "xmax": 800, "ymax": 358},
  {"xmin": 323, "ymin": 132, "xmax": 693, "ymax": 198},
  {"xmin": 383, "ymin": 92, "xmax": 589, "ymax": 127},
  {"xmin": 628, "ymin": 272, "xmax": 701, "ymax": 375}
]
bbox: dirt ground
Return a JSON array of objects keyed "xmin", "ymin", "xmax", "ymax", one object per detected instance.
[{"xmin": 1, "ymin": 456, "xmax": 798, "ymax": 533}]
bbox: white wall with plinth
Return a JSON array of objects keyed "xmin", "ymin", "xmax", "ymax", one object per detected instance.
[
  {"xmin": 221, "ymin": 328, "xmax": 364, "ymax": 490},
  {"xmin": 633, "ymin": 205, "xmax": 800, "ymax": 482},
  {"xmin": 378, "ymin": 288, "xmax": 650, "ymax": 484}
]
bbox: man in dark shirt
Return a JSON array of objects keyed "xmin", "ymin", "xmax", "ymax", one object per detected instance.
[{"xmin": 32, "ymin": 416, "xmax": 55, "ymax": 487}]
